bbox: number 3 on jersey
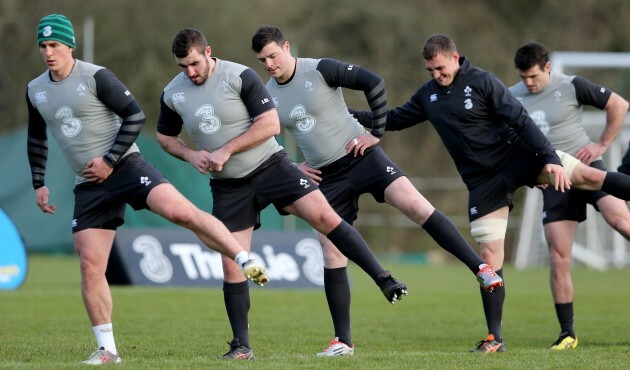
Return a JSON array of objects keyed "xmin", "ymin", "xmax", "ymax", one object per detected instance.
[
  {"xmin": 55, "ymin": 106, "xmax": 82, "ymax": 137},
  {"xmin": 195, "ymin": 104, "xmax": 222, "ymax": 134},
  {"xmin": 290, "ymin": 104, "xmax": 316, "ymax": 133}
]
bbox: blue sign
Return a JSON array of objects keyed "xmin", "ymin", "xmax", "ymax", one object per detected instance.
[
  {"xmin": 108, "ymin": 228, "xmax": 324, "ymax": 288},
  {"xmin": 0, "ymin": 208, "xmax": 27, "ymax": 289}
]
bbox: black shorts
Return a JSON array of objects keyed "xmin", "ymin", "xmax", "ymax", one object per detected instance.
[
  {"xmin": 72, "ymin": 153, "xmax": 170, "ymax": 233},
  {"xmin": 210, "ymin": 151, "xmax": 318, "ymax": 232},
  {"xmin": 467, "ymin": 145, "xmax": 545, "ymax": 222},
  {"xmin": 318, "ymin": 146, "xmax": 404, "ymax": 224},
  {"xmin": 542, "ymin": 160, "xmax": 607, "ymax": 224}
]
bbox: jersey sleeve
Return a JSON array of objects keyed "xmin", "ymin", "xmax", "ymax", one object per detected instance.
[
  {"xmin": 317, "ymin": 58, "xmax": 387, "ymax": 137},
  {"xmin": 94, "ymin": 69, "xmax": 145, "ymax": 166},
  {"xmin": 157, "ymin": 91, "xmax": 185, "ymax": 136},
  {"xmin": 386, "ymin": 88, "xmax": 428, "ymax": 131},
  {"xmin": 484, "ymin": 73, "xmax": 560, "ymax": 165},
  {"xmin": 571, "ymin": 76, "xmax": 611, "ymax": 109},
  {"xmin": 348, "ymin": 108, "xmax": 375, "ymax": 128},
  {"xmin": 350, "ymin": 87, "xmax": 426, "ymax": 132},
  {"xmin": 26, "ymin": 88, "xmax": 49, "ymax": 189},
  {"xmin": 239, "ymin": 68, "xmax": 275, "ymax": 119}
]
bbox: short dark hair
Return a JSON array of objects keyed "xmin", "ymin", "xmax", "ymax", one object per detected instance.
[
  {"xmin": 172, "ymin": 28, "xmax": 208, "ymax": 58},
  {"xmin": 422, "ymin": 34, "xmax": 457, "ymax": 60},
  {"xmin": 251, "ymin": 25, "xmax": 286, "ymax": 53},
  {"xmin": 514, "ymin": 42, "xmax": 549, "ymax": 71}
]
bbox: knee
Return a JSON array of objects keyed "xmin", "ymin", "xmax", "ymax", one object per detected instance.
[
  {"xmin": 400, "ymin": 200, "xmax": 434, "ymax": 224},
  {"xmin": 479, "ymin": 248, "xmax": 494, "ymax": 264},
  {"xmin": 548, "ymin": 246, "xmax": 571, "ymax": 267},
  {"xmin": 78, "ymin": 255, "xmax": 106, "ymax": 282},
  {"xmin": 479, "ymin": 248, "xmax": 496, "ymax": 263},
  {"xmin": 163, "ymin": 204, "xmax": 197, "ymax": 228},
  {"xmin": 311, "ymin": 208, "xmax": 343, "ymax": 232},
  {"xmin": 479, "ymin": 245, "xmax": 504, "ymax": 270},
  {"xmin": 579, "ymin": 166, "xmax": 606, "ymax": 188},
  {"xmin": 609, "ymin": 216, "xmax": 630, "ymax": 238},
  {"xmin": 322, "ymin": 243, "xmax": 348, "ymax": 267},
  {"xmin": 222, "ymin": 257, "xmax": 246, "ymax": 282},
  {"xmin": 78, "ymin": 257, "xmax": 95, "ymax": 274}
]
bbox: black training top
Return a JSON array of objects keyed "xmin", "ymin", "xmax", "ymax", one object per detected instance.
[{"xmin": 381, "ymin": 57, "xmax": 560, "ymax": 189}]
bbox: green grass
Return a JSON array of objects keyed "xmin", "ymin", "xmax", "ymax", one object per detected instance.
[{"xmin": 2, "ymin": 255, "xmax": 630, "ymax": 369}]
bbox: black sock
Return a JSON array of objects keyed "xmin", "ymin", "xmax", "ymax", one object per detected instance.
[
  {"xmin": 601, "ymin": 172, "xmax": 630, "ymax": 200},
  {"xmin": 480, "ymin": 268, "xmax": 505, "ymax": 342},
  {"xmin": 554, "ymin": 302, "xmax": 575, "ymax": 336},
  {"xmin": 324, "ymin": 267, "xmax": 352, "ymax": 346},
  {"xmin": 223, "ymin": 281, "xmax": 251, "ymax": 348},
  {"xmin": 422, "ymin": 209, "xmax": 484, "ymax": 273},
  {"xmin": 326, "ymin": 221, "xmax": 385, "ymax": 281}
]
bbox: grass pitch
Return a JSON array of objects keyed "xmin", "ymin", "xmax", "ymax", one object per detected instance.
[{"xmin": 1, "ymin": 254, "xmax": 629, "ymax": 369}]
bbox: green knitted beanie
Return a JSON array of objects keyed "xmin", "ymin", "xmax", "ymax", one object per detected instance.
[{"xmin": 37, "ymin": 14, "xmax": 76, "ymax": 49}]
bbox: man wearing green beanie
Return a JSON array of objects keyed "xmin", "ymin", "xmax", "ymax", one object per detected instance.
[
  {"xmin": 37, "ymin": 14, "xmax": 76, "ymax": 49},
  {"xmin": 26, "ymin": 14, "xmax": 268, "ymax": 365}
]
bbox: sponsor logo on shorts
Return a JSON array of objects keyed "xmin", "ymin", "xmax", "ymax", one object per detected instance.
[
  {"xmin": 72, "ymin": 219, "xmax": 78, "ymax": 228},
  {"xmin": 140, "ymin": 176, "xmax": 152, "ymax": 186},
  {"xmin": 470, "ymin": 207, "xmax": 478, "ymax": 216},
  {"xmin": 299, "ymin": 178, "xmax": 310, "ymax": 189},
  {"xmin": 542, "ymin": 211, "xmax": 547, "ymax": 219},
  {"xmin": 386, "ymin": 166, "xmax": 396, "ymax": 175}
]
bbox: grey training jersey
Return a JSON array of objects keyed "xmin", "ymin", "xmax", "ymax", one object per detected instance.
[
  {"xmin": 266, "ymin": 58, "xmax": 365, "ymax": 168},
  {"xmin": 510, "ymin": 72, "xmax": 611, "ymax": 157},
  {"xmin": 27, "ymin": 59, "xmax": 139, "ymax": 184},
  {"xmin": 159, "ymin": 58, "xmax": 281, "ymax": 179}
]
